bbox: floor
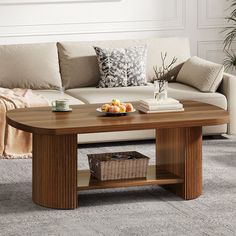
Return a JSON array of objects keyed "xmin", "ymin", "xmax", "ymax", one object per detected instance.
[{"xmin": 0, "ymin": 136, "xmax": 236, "ymax": 236}]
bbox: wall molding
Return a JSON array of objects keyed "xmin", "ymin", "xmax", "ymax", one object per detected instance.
[
  {"xmin": 197, "ymin": 0, "xmax": 229, "ymax": 29},
  {"xmin": 0, "ymin": 0, "xmax": 118, "ymax": 5},
  {"xmin": 197, "ymin": 40, "xmax": 232, "ymax": 61},
  {"xmin": 197, "ymin": 40, "xmax": 236, "ymax": 74},
  {"xmin": 198, "ymin": 40, "xmax": 222, "ymax": 58},
  {"xmin": 0, "ymin": 0, "xmax": 186, "ymax": 38},
  {"xmin": 0, "ymin": 20, "xmax": 184, "ymax": 38}
]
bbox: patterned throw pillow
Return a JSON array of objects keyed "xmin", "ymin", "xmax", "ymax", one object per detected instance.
[
  {"xmin": 94, "ymin": 45, "xmax": 147, "ymax": 88},
  {"xmin": 126, "ymin": 46, "xmax": 147, "ymax": 86},
  {"xmin": 94, "ymin": 47, "xmax": 128, "ymax": 88}
]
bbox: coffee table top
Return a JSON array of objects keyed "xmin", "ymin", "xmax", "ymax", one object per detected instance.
[{"xmin": 6, "ymin": 101, "xmax": 229, "ymax": 135}]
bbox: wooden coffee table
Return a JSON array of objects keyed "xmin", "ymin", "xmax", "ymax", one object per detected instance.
[{"xmin": 6, "ymin": 101, "xmax": 229, "ymax": 209}]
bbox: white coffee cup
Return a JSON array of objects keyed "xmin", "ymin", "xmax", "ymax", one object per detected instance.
[{"xmin": 52, "ymin": 99, "xmax": 70, "ymax": 111}]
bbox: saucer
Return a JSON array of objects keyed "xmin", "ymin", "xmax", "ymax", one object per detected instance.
[{"xmin": 52, "ymin": 108, "xmax": 72, "ymax": 112}]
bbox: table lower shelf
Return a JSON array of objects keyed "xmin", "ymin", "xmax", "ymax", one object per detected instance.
[{"xmin": 77, "ymin": 165, "xmax": 183, "ymax": 191}]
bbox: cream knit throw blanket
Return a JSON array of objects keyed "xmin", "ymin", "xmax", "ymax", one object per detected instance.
[{"xmin": 0, "ymin": 88, "xmax": 49, "ymax": 159}]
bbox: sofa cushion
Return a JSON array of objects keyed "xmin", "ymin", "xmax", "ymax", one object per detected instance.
[
  {"xmin": 176, "ymin": 56, "xmax": 224, "ymax": 92},
  {"xmin": 34, "ymin": 90, "xmax": 84, "ymax": 105},
  {"xmin": 65, "ymin": 82, "xmax": 227, "ymax": 110},
  {"xmin": 58, "ymin": 37, "xmax": 190, "ymax": 89},
  {"xmin": 65, "ymin": 86, "xmax": 155, "ymax": 104},
  {"xmin": 0, "ymin": 43, "xmax": 62, "ymax": 90},
  {"xmin": 168, "ymin": 83, "xmax": 227, "ymax": 109}
]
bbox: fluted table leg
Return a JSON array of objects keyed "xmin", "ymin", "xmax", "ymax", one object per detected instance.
[
  {"xmin": 32, "ymin": 133, "xmax": 77, "ymax": 209},
  {"xmin": 156, "ymin": 127, "xmax": 202, "ymax": 200}
]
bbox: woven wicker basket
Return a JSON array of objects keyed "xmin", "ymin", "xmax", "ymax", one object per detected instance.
[{"xmin": 88, "ymin": 151, "xmax": 150, "ymax": 181}]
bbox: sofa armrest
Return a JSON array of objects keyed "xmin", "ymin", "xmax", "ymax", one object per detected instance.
[{"xmin": 218, "ymin": 72, "xmax": 236, "ymax": 134}]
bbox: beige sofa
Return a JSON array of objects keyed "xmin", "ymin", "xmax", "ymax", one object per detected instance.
[{"xmin": 0, "ymin": 37, "xmax": 235, "ymax": 144}]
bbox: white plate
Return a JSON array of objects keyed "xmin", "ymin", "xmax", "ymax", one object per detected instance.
[{"xmin": 96, "ymin": 108, "xmax": 136, "ymax": 116}]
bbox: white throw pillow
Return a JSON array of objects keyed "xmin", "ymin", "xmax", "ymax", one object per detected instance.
[
  {"xmin": 176, "ymin": 56, "xmax": 224, "ymax": 92},
  {"xmin": 0, "ymin": 43, "xmax": 62, "ymax": 90}
]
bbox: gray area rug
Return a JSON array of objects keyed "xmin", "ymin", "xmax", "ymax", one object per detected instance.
[{"xmin": 0, "ymin": 136, "xmax": 236, "ymax": 236}]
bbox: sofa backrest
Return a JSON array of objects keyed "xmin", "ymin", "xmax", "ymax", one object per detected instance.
[
  {"xmin": 0, "ymin": 38, "xmax": 191, "ymax": 90},
  {"xmin": 58, "ymin": 37, "xmax": 191, "ymax": 89},
  {"xmin": 0, "ymin": 43, "xmax": 62, "ymax": 90}
]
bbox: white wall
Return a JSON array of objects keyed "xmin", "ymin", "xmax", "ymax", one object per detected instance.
[{"xmin": 0, "ymin": 0, "xmax": 231, "ymax": 64}]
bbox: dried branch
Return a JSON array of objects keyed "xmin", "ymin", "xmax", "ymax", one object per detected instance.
[{"xmin": 152, "ymin": 52, "xmax": 177, "ymax": 82}]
